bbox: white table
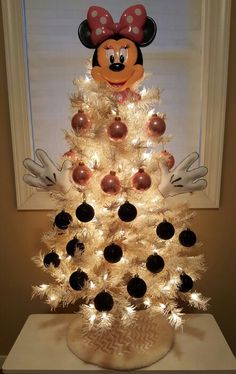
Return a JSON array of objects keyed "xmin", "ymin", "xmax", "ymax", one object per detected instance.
[{"xmin": 2, "ymin": 314, "xmax": 236, "ymax": 373}]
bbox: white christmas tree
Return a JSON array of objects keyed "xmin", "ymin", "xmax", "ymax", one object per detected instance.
[{"xmin": 23, "ymin": 4, "xmax": 209, "ymax": 370}]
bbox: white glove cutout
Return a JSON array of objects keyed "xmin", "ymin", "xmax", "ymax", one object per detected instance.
[
  {"xmin": 23, "ymin": 149, "xmax": 72, "ymax": 193},
  {"xmin": 158, "ymin": 152, "xmax": 208, "ymax": 197}
]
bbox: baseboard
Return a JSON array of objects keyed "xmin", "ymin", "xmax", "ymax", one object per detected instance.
[{"xmin": 0, "ymin": 355, "xmax": 6, "ymax": 369}]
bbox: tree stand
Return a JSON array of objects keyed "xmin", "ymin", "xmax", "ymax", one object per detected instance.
[{"xmin": 67, "ymin": 311, "xmax": 174, "ymax": 370}]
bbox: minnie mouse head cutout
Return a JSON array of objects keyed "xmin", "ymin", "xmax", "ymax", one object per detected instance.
[{"xmin": 78, "ymin": 5, "xmax": 157, "ymax": 92}]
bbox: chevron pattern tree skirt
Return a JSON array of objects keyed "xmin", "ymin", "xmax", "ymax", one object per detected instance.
[{"xmin": 67, "ymin": 311, "xmax": 174, "ymax": 370}]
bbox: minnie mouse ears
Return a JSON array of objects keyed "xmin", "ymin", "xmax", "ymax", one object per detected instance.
[{"xmin": 78, "ymin": 5, "xmax": 157, "ymax": 49}]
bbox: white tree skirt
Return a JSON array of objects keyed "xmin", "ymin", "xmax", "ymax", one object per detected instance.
[{"xmin": 67, "ymin": 311, "xmax": 174, "ymax": 370}]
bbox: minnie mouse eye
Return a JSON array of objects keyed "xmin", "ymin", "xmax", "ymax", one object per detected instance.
[
  {"xmin": 106, "ymin": 48, "xmax": 115, "ymax": 64},
  {"xmin": 119, "ymin": 47, "xmax": 128, "ymax": 64}
]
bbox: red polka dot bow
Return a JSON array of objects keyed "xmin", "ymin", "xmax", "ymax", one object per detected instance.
[{"xmin": 87, "ymin": 5, "xmax": 147, "ymax": 46}]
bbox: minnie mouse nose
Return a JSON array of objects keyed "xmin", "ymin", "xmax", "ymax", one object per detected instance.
[{"xmin": 109, "ymin": 63, "xmax": 125, "ymax": 72}]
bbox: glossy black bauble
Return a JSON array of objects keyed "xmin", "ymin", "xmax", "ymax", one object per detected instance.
[
  {"xmin": 179, "ymin": 229, "xmax": 197, "ymax": 247},
  {"xmin": 76, "ymin": 202, "xmax": 95, "ymax": 222},
  {"xmin": 69, "ymin": 270, "xmax": 88, "ymax": 291},
  {"xmin": 156, "ymin": 221, "xmax": 175, "ymax": 240},
  {"xmin": 66, "ymin": 237, "xmax": 85, "ymax": 256},
  {"xmin": 104, "ymin": 243, "xmax": 123, "ymax": 263},
  {"xmin": 43, "ymin": 252, "xmax": 60, "ymax": 268},
  {"xmin": 94, "ymin": 291, "xmax": 114, "ymax": 312},
  {"xmin": 54, "ymin": 210, "xmax": 72, "ymax": 229},
  {"xmin": 146, "ymin": 254, "xmax": 165, "ymax": 273},
  {"xmin": 118, "ymin": 201, "xmax": 137, "ymax": 222},
  {"xmin": 178, "ymin": 273, "xmax": 193, "ymax": 292},
  {"xmin": 127, "ymin": 276, "xmax": 147, "ymax": 298}
]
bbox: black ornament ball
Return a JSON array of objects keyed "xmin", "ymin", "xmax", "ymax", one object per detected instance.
[
  {"xmin": 179, "ymin": 229, "xmax": 197, "ymax": 247},
  {"xmin": 127, "ymin": 276, "xmax": 147, "ymax": 298},
  {"xmin": 54, "ymin": 210, "xmax": 72, "ymax": 230},
  {"xmin": 156, "ymin": 220, "xmax": 175, "ymax": 240},
  {"xmin": 66, "ymin": 237, "xmax": 85, "ymax": 257},
  {"xmin": 43, "ymin": 252, "xmax": 60, "ymax": 268},
  {"xmin": 118, "ymin": 201, "xmax": 137, "ymax": 222},
  {"xmin": 178, "ymin": 273, "xmax": 193, "ymax": 292},
  {"xmin": 69, "ymin": 270, "xmax": 88, "ymax": 291},
  {"xmin": 104, "ymin": 243, "xmax": 123, "ymax": 263},
  {"xmin": 94, "ymin": 291, "xmax": 114, "ymax": 312},
  {"xmin": 146, "ymin": 254, "xmax": 165, "ymax": 273},
  {"xmin": 76, "ymin": 202, "xmax": 95, "ymax": 222}
]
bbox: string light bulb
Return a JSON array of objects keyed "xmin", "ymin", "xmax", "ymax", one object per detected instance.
[
  {"xmin": 148, "ymin": 108, "xmax": 155, "ymax": 116},
  {"xmin": 191, "ymin": 292, "xmax": 200, "ymax": 301},
  {"xmin": 89, "ymin": 314, "xmax": 96, "ymax": 323},
  {"xmin": 101, "ymin": 312, "xmax": 108, "ymax": 320},
  {"xmin": 144, "ymin": 298, "xmax": 151, "ymax": 307},
  {"xmin": 141, "ymin": 87, "xmax": 147, "ymax": 95},
  {"xmin": 40, "ymin": 284, "xmax": 49, "ymax": 290},
  {"xmin": 103, "ymin": 273, "xmax": 108, "ymax": 280},
  {"xmin": 126, "ymin": 306, "xmax": 136, "ymax": 315},
  {"xmin": 90, "ymin": 281, "xmax": 96, "ymax": 289}
]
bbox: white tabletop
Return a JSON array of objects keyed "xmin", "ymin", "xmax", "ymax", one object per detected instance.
[{"xmin": 2, "ymin": 313, "xmax": 236, "ymax": 373}]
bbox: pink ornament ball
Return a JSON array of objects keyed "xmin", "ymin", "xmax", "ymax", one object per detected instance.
[
  {"xmin": 72, "ymin": 162, "xmax": 92, "ymax": 186},
  {"xmin": 132, "ymin": 168, "xmax": 152, "ymax": 191},
  {"xmin": 147, "ymin": 114, "xmax": 166, "ymax": 137},
  {"xmin": 160, "ymin": 151, "xmax": 175, "ymax": 170},
  {"xmin": 71, "ymin": 110, "xmax": 91, "ymax": 133},
  {"xmin": 107, "ymin": 117, "xmax": 128, "ymax": 142},
  {"xmin": 63, "ymin": 149, "xmax": 78, "ymax": 162},
  {"xmin": 101, "ymin": 171, "xmax": 121, "ymax": 195}
]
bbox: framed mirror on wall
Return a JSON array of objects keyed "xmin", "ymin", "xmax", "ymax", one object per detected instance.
[{"xmin": 1, "ymin": 0, "xmax": 231, "ymax": 210}]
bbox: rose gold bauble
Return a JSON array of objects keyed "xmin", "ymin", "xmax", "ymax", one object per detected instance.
[
  {"xmin": 71, "ymin": 110, "xmax": 91, "ymax": 133},
  {"xmin": 160, "ymin": 151, "xmax": 175, "ymax": 169},
  {"xmin": 72, "ymin": 162, "xmax": 92, "ymax": 186},
  {"xmin": 132, "ymin": 168, "xmax": 152, "ymax": 191},
  {"xmin": 101, "ymin": 171, "xmax": 121, "ymax": 195},
  {"xmin": 107, "ymin": 117, "xmax": 128, "ymax": 142},
  {"xmin": 63, "ymin": 149, "xmax": 78, "ymax": 162},
  {"xmin": 147, "ymin": 114, "xmax": 166, "ymax": 137}
]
